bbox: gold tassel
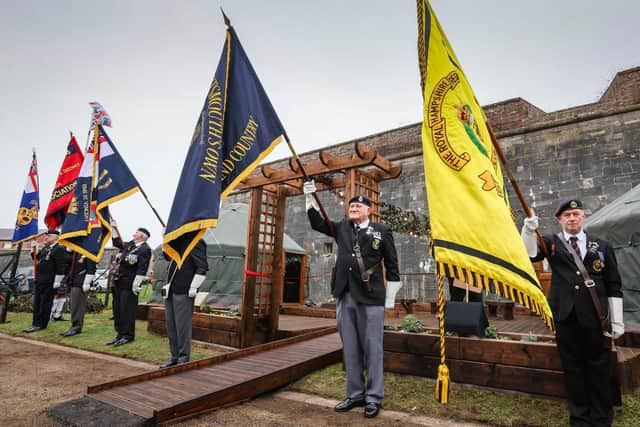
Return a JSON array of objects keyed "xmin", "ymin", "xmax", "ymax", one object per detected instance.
[{"xmin": 435, "ymin": 363, "xmax": 450, "ymax": 404}]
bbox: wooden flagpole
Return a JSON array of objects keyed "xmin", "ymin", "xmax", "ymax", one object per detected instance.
[{"xmin": 486, "ymin": 123, "xmax": 550, "ymax": 260}]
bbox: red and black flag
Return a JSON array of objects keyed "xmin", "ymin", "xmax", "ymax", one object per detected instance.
[{"xmin": 44, "ymin": 134, "xmax": 84, "ymax": 230}]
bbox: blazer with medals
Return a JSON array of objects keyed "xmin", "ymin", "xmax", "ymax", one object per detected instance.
[
  {"xmin": 308, "ymin": 208, "xmax": 400, "ymax": 305},
  {"xmin": 33, "ymin": 243, "xmax": 68, "ymax": 286},
  {"xmin": 532, "ymin": 233, "xmax": 622, "ymax": 328},
  {"xmin": 112, "ymin": 237, "xmax": 152, "ymax": 287}
]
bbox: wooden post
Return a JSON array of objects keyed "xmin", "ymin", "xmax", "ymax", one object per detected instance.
[
  {"xmin": 240, "ymin": 188, "xmax": 262, "ymax": 348},
  {"xmin": 267, "ymin": 185, "xmax": 286, "ymax": 340}
]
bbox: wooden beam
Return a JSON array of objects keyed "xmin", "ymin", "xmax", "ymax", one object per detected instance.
[
  {"xmin": 319, "ymin": 150, "xmax": 337, "ymax": 167},
  {"xmin": 267, "ymin": 185, "xmax": 286, "ymax": 341},
  {"xmin": 240, "ymin": 187, "xmax": 262, "ymax": 348}
]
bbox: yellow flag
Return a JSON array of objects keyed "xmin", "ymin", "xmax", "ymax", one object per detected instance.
[{"xmin": 417, "ymin": 0, "xmax": 552, "ymax": 329}]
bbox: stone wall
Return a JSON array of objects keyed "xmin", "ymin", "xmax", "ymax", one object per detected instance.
[{"xmin": 228, "ymin": 67, "xmax": 640, "ymax": 304}]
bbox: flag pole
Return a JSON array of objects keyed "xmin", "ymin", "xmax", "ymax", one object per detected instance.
[
  {"xmin": 137, "ymin": 186, "xmax": 166, "ymax": 228},
  {"xmin": 486, "ymin": 122, "xmax": 550, "ymax": 260},
  {"xmin": 283, "ymin": 132, "xmax": 336, "ymax": 236}
]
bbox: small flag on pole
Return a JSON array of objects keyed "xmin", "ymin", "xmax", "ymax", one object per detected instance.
[
  {"xmin": 89, "ymin": 101, "xmax": 112, "ymax": 127},
  {"xmin": 12, "ymin": 151, "xmax": 40, "ymax": 244}
]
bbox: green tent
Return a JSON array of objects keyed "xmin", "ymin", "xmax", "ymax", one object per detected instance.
[
  {"xmin": 150, "ymin": 203, "xmax": 306, "ymax": 308},
  {"xmin": 584, "ymin": 185, "xmax": 640, "ymax": 326}
]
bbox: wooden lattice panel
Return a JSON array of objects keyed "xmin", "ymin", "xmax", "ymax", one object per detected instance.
[
  {"xmin": 346, "ymin": 169, "xmax": 381, "ymax": 222},
  {"xmin": 253, "ymin": 188, "xmax": 279, "ymax": 316}
]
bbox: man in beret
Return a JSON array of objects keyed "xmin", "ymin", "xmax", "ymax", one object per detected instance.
[
  {"xmin": 23, "ymin": 230, "xmax": 68, "ymax": 333},
  {"xmin": 303, "ymin": 181, "xmax": 401, "ymax": 419},
  {"xmin": 521, "ymin": 199, "xmax": 623, "ymax": 426},
  {"xmin": 107, "ymin": 225, "xmax": 152, "ymax": 346}
]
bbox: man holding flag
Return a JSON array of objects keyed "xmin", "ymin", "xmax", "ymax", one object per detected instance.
[{"xmin": 163, "ymin": 14, "xmax": 285, "ymax": 267}]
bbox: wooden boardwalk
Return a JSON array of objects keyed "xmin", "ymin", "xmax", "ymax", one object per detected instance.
[{"xmin": 87, "ymin": 329, "xmax": 341, "ymax": 424}]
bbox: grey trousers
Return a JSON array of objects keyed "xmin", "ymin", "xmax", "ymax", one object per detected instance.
[
  {"xmin": 165, "ymin": 293, "xmax": 195, "ymax": 363},
  {"xmin": 70, "ymin": 286, "xmax": 87, "ymax": 332},
  {"xmin": 336, "ymin": 291, "xmax": 385, "ymax": 404}
]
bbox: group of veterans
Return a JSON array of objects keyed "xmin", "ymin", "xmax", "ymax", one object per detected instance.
[
  {"xmin": 18, "ymin": 185, "xmax": 625, "ymax": 425},
  {"xmin": 21, "ymin": 223, "xmax": 207, "ymax": 367}
]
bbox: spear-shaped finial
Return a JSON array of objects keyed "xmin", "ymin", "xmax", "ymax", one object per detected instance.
[
  {"xmin": 221, "ymin": 7, "xmax": 231, "ymax": 26},
  {"xmin": 32, "ymin": 146, "xmax": 36, "ymax": 155},
  {"xmin": 69, "ymin": 130, "xmax": 74, "ymax": 138}
]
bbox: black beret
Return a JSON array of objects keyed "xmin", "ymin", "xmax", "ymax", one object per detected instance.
[
  {"xmin": 46, "ymin": 229, "xmax": 60, "ymax": 235},
  {"xmin": 137, "ymin": 227, "xmax": 151, "ymax": 238},
  {"xmin": 348, "ymin": 195, "xmax": 372, "ymax": 207},
  {"xmin": 555, "ymin": 199, "xmax": 583, "ymax": 217}
]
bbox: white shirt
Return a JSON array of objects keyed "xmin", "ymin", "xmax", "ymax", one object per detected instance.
[
  {"xmin": 562, "ymin": 230, "xmax": 587, "ymax": 259},
  {"xmin": 354, "ymin": 220, "xmax": 370, "ymax": 231}
]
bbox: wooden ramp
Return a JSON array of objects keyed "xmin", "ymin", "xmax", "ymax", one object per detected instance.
[{"xmin": 87, "ymin": 328, "xmax": 341, "ymax": 424}]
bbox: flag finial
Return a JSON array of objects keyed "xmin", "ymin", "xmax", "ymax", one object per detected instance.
[{"xmin": 220, "ymin": 7, "xmax": 231, "ymax": 26}]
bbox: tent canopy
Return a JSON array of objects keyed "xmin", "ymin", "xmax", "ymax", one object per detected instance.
[
  {"xmin": 585, "ymin": 184, "xmax": 640, "ymax": 326},
  {"xmin": 150, "ymin": 203, "xmax": 306, "ymax": 308}
]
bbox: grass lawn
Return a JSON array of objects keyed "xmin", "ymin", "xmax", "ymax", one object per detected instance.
[
  {"xmin": 290, "ymin": 363, "xmax": 640, "ymax": 427},
  {"xmin": 0, "ymin": 310, "xmax": 223, "ymax": 365}
]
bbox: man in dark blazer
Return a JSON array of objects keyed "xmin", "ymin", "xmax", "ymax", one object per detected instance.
[
  {"xmin": 304, "ymin": 181, "xmax": 401, "ymax": 419},
  {"xmin": 160, "ymin": 239, "xmax": 208, "ymax": 368},
  {"xmin": 107, "ymin": 225, "xmax": 152, "ymax": 347},
  {"xmin": 522, "ymin": 199, "xmax": 623, "ymax": 427},
  {"xmin": 60, "ymin": 251, "xmax": 97, "ymax": 337},
  {"xmin": 24, "ymin": 230, "xmax": 68, "ymax": 333}
]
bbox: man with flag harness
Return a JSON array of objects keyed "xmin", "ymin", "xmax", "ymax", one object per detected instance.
[
  {"xmin": 107, "ymin": 224, "xmax": 151, "ymax": 347},
  {"xmin": 304, "ymin": 181, "xmax": 401, "ymax": 418},
  {"xmin": 23, "ymin": 230, "xmax": 68, "ymax": 333},
  {"xmin": 521, "ymin": 199, "xmax": 623, "ymax": 426}
]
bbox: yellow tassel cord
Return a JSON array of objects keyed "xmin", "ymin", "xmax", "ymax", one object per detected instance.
[{"xmin": 435, "ymin": 274, "xmax": 450, "ymax": 404}]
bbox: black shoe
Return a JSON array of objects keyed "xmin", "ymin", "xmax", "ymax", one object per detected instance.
[
  {"xmin": 160, "ymin": 360, "xmax": 178, "ymax": 369},
  {"xmin": 177, "ymin": 357, "xmax": 190, "ymax": 365},
  {"xmin": 53, "ymin": 316, "xmax": 68, "ymax": 321},
  {"xmin": 61, "ymin": 329, "xmax": 80, "ymax": 337},
  {"xmin": 364, "ymin": 402, "xmax": 380, "ymax": 418},
  {"xmin": 23, "ymin": 326, "xmax": 42, "ymax": 333},
  {"xmin": 334, "ymin": 398, "xmax": 365, "ymax": 412},
  {"xmin": 106, "ymin": 337, "xmax": 121, "ymax": 345},
  {"xmin": 113, "ymin": 337, "xmax": 133, "ymax": 347}
]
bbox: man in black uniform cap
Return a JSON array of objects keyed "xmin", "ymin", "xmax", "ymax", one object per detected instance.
[
  {"xmin": 521, "ymin": 199, "xmax": 624, "ymax": 426},
  {"xmin": 60, "ymin": 251, "xmax": 97, "ymax": 337},
  {"xmin": 303, "ymin": 181, "xmax": 401, "ymax": 419},
  {"xmin": 107, "ymin": 225, "xmax": 151, "ymax": 346},
  {"xmin": 24, "ymin": 230, "xmax": 68, "ymax": 333}
]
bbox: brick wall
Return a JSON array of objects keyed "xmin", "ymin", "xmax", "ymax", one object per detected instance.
[{"xmin": 228, "ymin": 67, "xmax": 640, "ymax": 303}]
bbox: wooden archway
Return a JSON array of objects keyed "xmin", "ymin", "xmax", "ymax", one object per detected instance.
[{"xmin": 236, "ymin": 142, "xmax": 401, "ymax": 347}]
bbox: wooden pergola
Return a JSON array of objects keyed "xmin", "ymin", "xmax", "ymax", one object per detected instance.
[{"xmin": 235, "ymin": 142, "xmax": 401, "ymax": 347}]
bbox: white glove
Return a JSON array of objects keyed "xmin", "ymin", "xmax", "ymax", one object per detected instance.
[
  {"xmin": 188, "ymin": 274, "xmax": 206, "ymax": 298},
  {"xmin": 110, "ymin": 218, "xmax": 118, "ymax": 228},
  {"xmin": 132, "ymin": 275, "xmax": 145, "ymax": 295},
  {"xmin": 385, "ymin": 281, "xmax": 402, "ymax": 309},
  {"xmin": 607, "ymin": 297, "xmax": 624, "ymax": 339},
  {"xmin": 53, "ymin": 274, "xmax": 65, "ymax": 289},
  {"xmin": 162, "ymin": 283, "xmax": 170, "ymax": 300},
  {"xmin": 82, "ymin": 274, "xmax": 94, "ymax": 293},
  {"xmin": 303, "ymin": 180, "xmax": 319, "ymax": 211},
  {"xmin": 520, "ymin": 212, "xmax": 539, "ymax": 257},
  {"xmin": 523, "ymin": 213, "xmax": 539, "ymax": 232},
  {"xmin": 30, "ymin": 240, "xmax": 38, "ymax": 249}
]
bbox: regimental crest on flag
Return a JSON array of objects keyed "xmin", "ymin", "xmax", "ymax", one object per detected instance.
[
  {"xmin": 12, "ymin": 152, "xmax": 40, "ymax": 244},
  {"xmin": 89, "ymin": 101, "xmax": 112, "ymax": 127},
  {"xmin": 163, "ymin": 24, "xmax": 285, "ymax": 268},
  {"xmin": 417, "ymin": 0, "xmax": 552, "ymax": 329}
]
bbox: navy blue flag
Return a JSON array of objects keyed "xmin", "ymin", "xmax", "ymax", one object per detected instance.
[
  {"xmin": 163, "ymin": 25, "xmax": 285, "ymax": 267},
  {"xmin": 60, "ymin": 125, "xmax": 140, "ymax": 261},
  {"xmin": 12, "ymin": 152, "xmax": 40, "ymax": 244}
]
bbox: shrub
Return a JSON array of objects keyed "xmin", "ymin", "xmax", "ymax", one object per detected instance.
[{"xmin": 401, "ymin": 314, "xmax": 424, "ymax": 333}]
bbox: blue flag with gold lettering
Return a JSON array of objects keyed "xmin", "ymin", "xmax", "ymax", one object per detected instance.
[
  {"xmin": 12, "ymin": 152, "xmax": 40, "ymax": 244},
  {"xmin": 163, "ymin": 25, "xmax": 285, "ymax": 267},
  {"xmin": 60, "ymin": 125, "xmax": 140, "ymax": 261}
]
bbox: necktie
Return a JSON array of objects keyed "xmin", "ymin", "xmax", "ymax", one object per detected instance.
[{"xmin": 569, "ymin": 236, "xmax": 581, "ymax": 259}]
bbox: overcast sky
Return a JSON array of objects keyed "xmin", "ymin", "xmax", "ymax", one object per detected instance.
[{"xmin": 1, "ymin": 0, "xmax": 638, "ymax": 249}]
